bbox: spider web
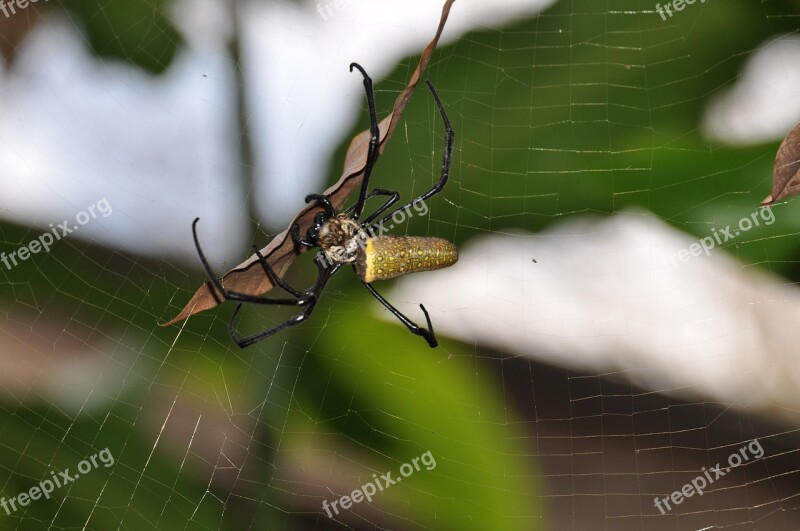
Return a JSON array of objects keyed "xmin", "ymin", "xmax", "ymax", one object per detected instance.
[{"xmin": 1, "ymin": 0, "xmax": 800, "ymax": 529}]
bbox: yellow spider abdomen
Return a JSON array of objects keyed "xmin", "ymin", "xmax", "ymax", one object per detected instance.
[{"xmin": 354, "ymin": 236, "xmax": 458, "ymax": 283}]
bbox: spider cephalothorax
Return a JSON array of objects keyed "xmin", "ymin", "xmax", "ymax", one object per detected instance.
[
  {"xmin": 315, "ymin": 213, "xmax": 367, "ymax": 265},
  {"xmin": 192, "ymin": 62, "xmax": 455, "ymax": 348}
]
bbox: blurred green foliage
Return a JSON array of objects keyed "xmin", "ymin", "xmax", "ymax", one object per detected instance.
[
  {"xmin": 350, "ymin": 0, "xmax": 800, "ymax": 278},
  {"xmin": 1, "ymin": 0, "xmax": 799, "ymax": 528},
  {"xmin": 62, "ymin": 0, "xmax": 181, "ymax": 74}
]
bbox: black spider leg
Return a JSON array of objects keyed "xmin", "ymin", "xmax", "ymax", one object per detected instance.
[
  {"xmin": 362, "ymin": 282, "xmax": 438, "ymax": 348},
  {"xmin": 291, "ymin": 223, "xmax": 315, "ymax": 249},
  {"xmin": 344, "ymin": 188, "xmax": 400, "ymax": 226},
  {"xmin": 193, "ymin": 218, "xmax": 307, "ymax": 307},
  {"xmin": 250, "ymin": 245, "xmax": 301, "ymax": 298},
  {"xmin": 357, "ymin": 80, "xmax": 453, "ymax": 349},
  {"xmin": 349, "ymin": 62, "xmax": 381, "ymax": 221},
  {"xmin": 369, "ymin": 80, "xmax": 453, "ymax": 232},
  {"xmin": 304, "ymin": 194, "xmax": 336, "ymax": 217},
  {"xmin": 291, "ymin": 194, "xmax": 336, "ymax": 249},
  {"xmin": 231, "ymin": 260, "xmax": 341, "ymax": 348},
  {"xmin": 193, "ymin": 218, "xmax": 335, "ymax": 349}
]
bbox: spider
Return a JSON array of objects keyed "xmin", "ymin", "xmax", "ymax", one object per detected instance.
[{"xmin": 192, "ymin": 62, "xmax": 456, "ymax": 348}]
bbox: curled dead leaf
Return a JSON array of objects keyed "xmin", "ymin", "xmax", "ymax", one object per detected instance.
[
  {"xmin": 762, "ymin": 121, "xmax": 800, "ymax": 206},
  {"xmin": 163, "ymin": 0, "xmax": 455, "ymax": 326}
]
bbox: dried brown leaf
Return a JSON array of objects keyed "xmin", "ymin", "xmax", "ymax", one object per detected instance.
[
  {"xmin": 762, "ymin": 121, "xmax": 800, "ymax": 206},
  {"xmin": 163, "ymin": 0, "xmax": 455, "ymax": 326}
]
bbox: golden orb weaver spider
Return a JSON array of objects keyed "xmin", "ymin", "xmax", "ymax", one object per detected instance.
[{"xmin": 192, "ymin": 62, "xmax": 456, "ymax": 348}]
